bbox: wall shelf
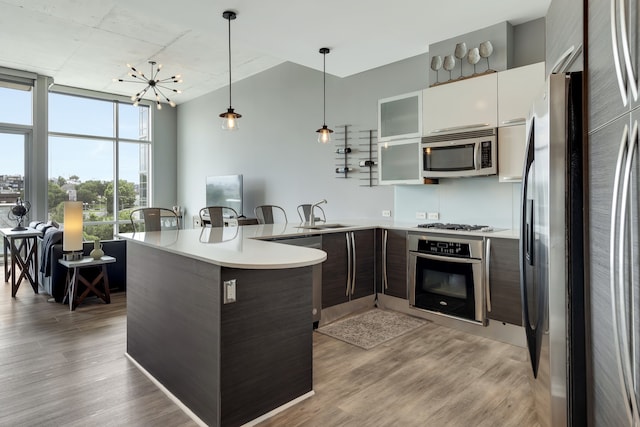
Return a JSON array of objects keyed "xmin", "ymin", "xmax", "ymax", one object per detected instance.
[
  {"xmin": 357, "ymin": 129, "xmax": 378, "ymax": 187},
  {"xmin": 333, "ymin": 125, "xmax": 356, "ymax": 178}
]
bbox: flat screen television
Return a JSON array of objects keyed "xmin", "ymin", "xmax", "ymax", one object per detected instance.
[{"xmin": 205, "ymin": 174, "xmax": 243, "ymax": 217}]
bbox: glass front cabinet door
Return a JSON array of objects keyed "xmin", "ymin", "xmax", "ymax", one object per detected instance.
[
  {"xmin": 378, "ymin": 138, "xmax": 422, "ymax": 185},
  {"xmin": 378, "ymin": 91, "xmax": 423, "ymax": 142}
]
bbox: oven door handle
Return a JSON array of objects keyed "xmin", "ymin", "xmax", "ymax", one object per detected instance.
[{"xmin": 409, "ymin": 251, "xmax": 481, "ymax": 265}]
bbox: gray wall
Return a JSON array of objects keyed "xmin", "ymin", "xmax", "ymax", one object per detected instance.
[
  {"xmin": 513, "ymin": 18, "xmax": 545, "ymax": 68},
  {"xmin": 177, "ymin": 55, "xmax": 428, "ymax": 225},
  {"xmin": 153, "ymin": 106, "xmax": 178, "ymax": 209},
  {"xmin": 177, "ymin": 20, "xmax": 543, "ymax": 228}
]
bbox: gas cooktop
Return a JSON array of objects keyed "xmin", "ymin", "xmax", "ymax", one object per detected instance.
[{"xmin": 417, "ymin": 223, "xmax": 494, "ymax": 232}]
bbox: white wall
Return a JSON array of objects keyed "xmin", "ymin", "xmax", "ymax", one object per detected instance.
[{"xmin": 394, "ymin": 179, "xmax": 521, "ymax": 229}]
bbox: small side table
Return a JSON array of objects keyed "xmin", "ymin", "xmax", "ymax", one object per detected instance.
[
  {"xmin": 1, "ymin": 227, "xmax": 40, "ymax": 297},
  {"xmin": 58, "ymin": 256, "xmax": 116, "ymax": 311}
]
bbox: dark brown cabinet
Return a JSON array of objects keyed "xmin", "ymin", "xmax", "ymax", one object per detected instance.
[
  {"xmin": 376, "ymin": 229, "xmax": 408, "ymax": 299},
  {"xmin": 322, "ymin": 230, "xmax": 375, "ymax": 308},
  {"xmin": 487, "ymin": 237, "xmax": 522, "ymax": 326}
]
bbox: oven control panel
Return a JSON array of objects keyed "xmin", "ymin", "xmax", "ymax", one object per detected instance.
[
  {"xmin": 408, "ymin": 233, "xmax": 484, "ymax": 260},
  {"xmin": 416, "ymin": 240, "xmax": 471, "ymax": 257}
]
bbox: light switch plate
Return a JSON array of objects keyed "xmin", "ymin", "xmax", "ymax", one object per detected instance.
[
  {"xmin": 427, "ymin": 212, "xmax": 440, "ymax": 220},
  {"xmin": 416, "ymin": 212, "xmax": 426, "ymax": 220},
  {"xmin": 224, "ymin": 279, "xmax": 236, "ymax": 304}
]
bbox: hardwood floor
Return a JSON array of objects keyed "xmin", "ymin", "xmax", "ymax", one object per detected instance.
[
  {"xmin": 259, "ymin": 317, "xmax": 538, "ymax": 427},
  {"xmin": 0, "ymin": 277, "xmax": 537, "ymax": 426},
  {"xmin": 0, "ymin": 281, "xmax": 197, "ymax": 426}
]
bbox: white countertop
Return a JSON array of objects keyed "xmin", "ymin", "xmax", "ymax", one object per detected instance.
[
  {"xmin": 118, "ymin": 226, "xmax": 327, "ymax": 270},
  {"xmin": 118, "ymin": 221, "xmax": 518, "ymax": 270}
]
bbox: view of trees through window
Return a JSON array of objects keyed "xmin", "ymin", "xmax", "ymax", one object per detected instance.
[{"xmin": 48, "ymin": 93, "xmax": 151, "ymax": 240}]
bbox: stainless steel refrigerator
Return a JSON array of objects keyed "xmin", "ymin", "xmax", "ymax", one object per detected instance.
[{"xmin": 520, "ymin": 71, "xmax": 586, "ymax": 427}]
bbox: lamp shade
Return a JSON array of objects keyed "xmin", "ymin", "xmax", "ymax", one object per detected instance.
[{"xmin": 63, "ymin": 201, "xmax": 83, "ymax": 252}]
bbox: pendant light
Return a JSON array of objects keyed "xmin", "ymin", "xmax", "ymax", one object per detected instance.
[
  {"xmin": 220, "ymin": 10, "xmax": 241, "ymax": 130},
  {"xmin": 316, "ymin": 47, "xmax": 333, "ymax": 144}
]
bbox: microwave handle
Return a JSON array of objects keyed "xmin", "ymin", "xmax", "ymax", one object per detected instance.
[
  {"xmin": 431, "ymin": 123, "xmax": 490, "ymax": 133},
  {"xmin": 474, "ymin": 141, "xmax": 481, "ymax": 170}
]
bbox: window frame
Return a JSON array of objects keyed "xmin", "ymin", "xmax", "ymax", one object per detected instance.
[{"xmin": 47, "ymin": 89, "xmax": 153, "ymax": 237}]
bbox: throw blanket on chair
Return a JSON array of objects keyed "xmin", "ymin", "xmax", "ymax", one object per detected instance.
[{"xmin": 40, "ymin": 228, "xmax": 63, "ymax": 277}]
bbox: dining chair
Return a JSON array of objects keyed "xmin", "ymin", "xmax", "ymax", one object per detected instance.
[
  {"xmin": 199, "ymin": 206, "xmax": 239, "ymax": 228},
  {"xmin": 254, "ymin": 205, "xmax": 288, "ymax": 224},
  {"xmin": 297, "ymin": 204, "xmax": 326, "ymax": 223},
  {"xmin": 129, "ymin": 207, "xmax": 179, "ymax": 232}
]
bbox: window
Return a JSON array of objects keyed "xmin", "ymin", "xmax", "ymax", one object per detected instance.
[
  {"xmin": 0, "ymin": 78, "xmax": 33, "ymax": 262},
  {"xmin": 48, "ymin": 92, "xmax": 151, "ymax": 240},
  {"xmin": 0, "ymin": 80, "xmax": 33, "ymax": 126}
]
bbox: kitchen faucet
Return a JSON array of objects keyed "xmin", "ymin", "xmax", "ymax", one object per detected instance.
[{"xmin": 309, "ymin": 199, "xmax": 327, "ymax": 227}]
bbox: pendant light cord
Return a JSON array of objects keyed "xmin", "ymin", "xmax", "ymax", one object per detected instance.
[
  {"xmin": 323, "ymin": 51, "xmax": 326, "ymax": 126},
  {"xmin": 227, "ymin": 15, "xmax": 232, "ymax": 109}
]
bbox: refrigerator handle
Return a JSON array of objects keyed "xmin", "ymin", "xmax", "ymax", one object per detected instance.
[
  {"xmin": 618, "ymin": 121, "xmax": 640, "ymax": 424},
  {"xmin": 618, "ymin": 0, "xmax": 638, "ymax": 101},
  {"xmin": 526, "ymin": 200, "xmax": 534, "ymax": 266},
  {"xmin": 520, "ymin": 117, "xmax": 539, "ymax": 377},
  {"xmin": 611, "ymin": 0, "xmax": 630, "ymax": 106},
  {"xmin": 609, "ymin": 122, "xmax": 637, "ymax": 426}
]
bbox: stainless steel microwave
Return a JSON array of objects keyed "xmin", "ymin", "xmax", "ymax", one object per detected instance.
[{"xmin": 421, "ymin": 128, "xmax": 497, "ymax": 178}]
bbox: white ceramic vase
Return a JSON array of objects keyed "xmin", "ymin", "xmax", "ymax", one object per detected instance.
[{"xmin": 90, "ymin": 240, "xmax": 104, "ymax": 260}]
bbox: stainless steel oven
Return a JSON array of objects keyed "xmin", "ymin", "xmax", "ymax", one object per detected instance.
[{"xmin": 408, "ymin": 233, "xmax": 485, "ymax": 324}]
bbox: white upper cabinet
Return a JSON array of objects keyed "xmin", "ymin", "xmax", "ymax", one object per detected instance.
[
  {"xmin": 498, "ymin": 125, "xmax": 527, "ymax": 183},
  {"xmin": 497, "ymin": 62, "xmax": 545, "ymax": 126},
  {"xmin": 422, "ymin": 73, "xmax": 498, "ymax": 135},
  {"xmin": 497, "ymin": 62, "xmax": 545, "ymax": 183},
  {"xmin": 378, "ymin": 91, "xmax": 423, "ymax": 141}
]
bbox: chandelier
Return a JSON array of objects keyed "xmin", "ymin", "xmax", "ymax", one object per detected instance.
[{"xmin": 114, "ymin": 61, "xmax": 182, "ymax": 109}]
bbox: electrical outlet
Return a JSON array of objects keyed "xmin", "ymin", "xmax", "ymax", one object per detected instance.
[
  {"xmin": 382, "ymin": 210, "xmax": 391, "ymax": 217},
  {"xmin": 427, "ymin": 212, "xmax": 440, "ymax": 220},
  {"xmin": 224, "ymin": 279, "xmax": 237, "ymax": 304},
  {"xmin": 416, "ymin": 212, "xmax": 427, "ymax": 220}
]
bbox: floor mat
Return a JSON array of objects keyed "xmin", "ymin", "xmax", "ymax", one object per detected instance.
[{"xmin": 316, "ymin": 309, "xmax": 428, "ymax": 349}]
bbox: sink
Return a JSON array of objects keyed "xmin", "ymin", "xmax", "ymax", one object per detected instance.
[{"xmin": 297, "ymin": 223, "xmax": 353, "ymax": 230}]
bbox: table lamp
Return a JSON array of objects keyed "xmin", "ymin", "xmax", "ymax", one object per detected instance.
[{"xmin": 63, "ymin": 201, "xmax": 84, "ymax": 261}]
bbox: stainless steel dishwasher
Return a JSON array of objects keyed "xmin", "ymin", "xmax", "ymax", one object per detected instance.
[{"xmin": 265, "ymin": 235, "xmax": 323, "ymax": 327}]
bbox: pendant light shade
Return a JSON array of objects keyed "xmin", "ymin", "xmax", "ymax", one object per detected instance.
[
  {"xmin": 316, "ymin": 47, "xmax": 333, "ymax": 144},
  {"xmin": 220, "ymin": 10, "xmax": 241, "ymax": 131}
]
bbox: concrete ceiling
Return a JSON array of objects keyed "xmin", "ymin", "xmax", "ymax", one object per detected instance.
[{"xmin": 0, "ymin": 0, "xmax": 550, "ymax": 105}]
